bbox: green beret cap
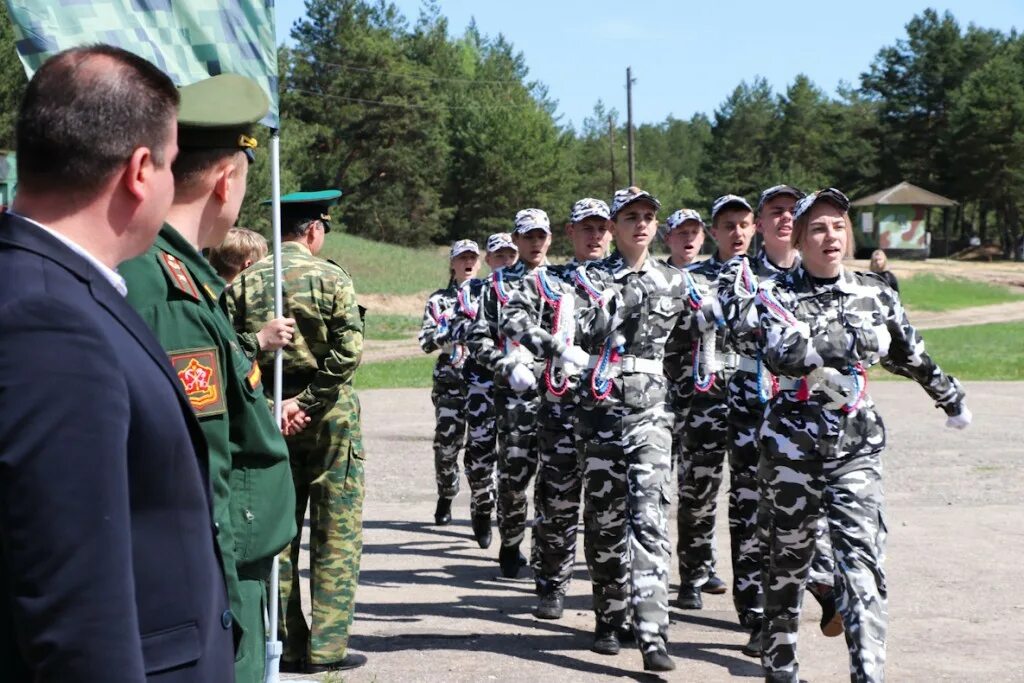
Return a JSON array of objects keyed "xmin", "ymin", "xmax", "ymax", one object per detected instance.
[{"xmin": 262, "ymin": 189, "xmax": 344, "ymax": 232}]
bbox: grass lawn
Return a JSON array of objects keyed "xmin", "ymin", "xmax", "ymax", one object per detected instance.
[
  {"xmin": 363, "ymin": 313, "xmax": 420, "ymax": 341},
  {"xmin": 870, "ymin": 322, "xmax": 1024, "ymax": 381},
  {"xmin": 898, "ymin": 274, "xmax": 1023, "ymax": 312},
  {"xmin": 354, "ymin": 354, "xmax": 436, "ymax": 390},
  {"xmin": 320, "ymin": 232, "xmax": 449, "ymax": 295}
]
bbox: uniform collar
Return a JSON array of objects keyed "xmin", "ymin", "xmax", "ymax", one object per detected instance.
[
  {"xmin": 282, "ymin": 240, "xmax": 312, "ymax": 255},
  {"xmin": 157, "ymin": 223, "xmax": 226, "ymax": 299},
  {"xmin": 794, "ymin": 263, "xmax": 858, "ymax": 294},
  {"xmin": 756, "ymin": 247, "xmax": 799, "ymax": 274}
]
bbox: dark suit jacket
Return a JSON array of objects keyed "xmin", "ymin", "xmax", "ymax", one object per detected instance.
[{"xmin": 0, "ymin": 213, "xmax": 235, "ymax": 682}]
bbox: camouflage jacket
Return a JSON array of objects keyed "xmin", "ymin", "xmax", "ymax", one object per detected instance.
[
  {"xmin": 717, "ymin": 248, "xmax": 800, "ymax": 360},
  {"xmin": 227, "ymin": 241, "xmax": 364, "ymax": 418},
  {"xmin": 465, "ymin": 261, "xmax": 540, "ymax": 389},
  {"xmin": 499, "ymin": 260, "xmax": 584, "ymax": 403},
  {"xmin": 418, "ymin": 282, "xmax": 460, "ymax": 384},
  {"xmin": 449, "ymin": 277, "xmax": 488, "ymax": 378},
  {"xmin": 758, "ymin": 265, "xmax": 965, "ymax": 460}
]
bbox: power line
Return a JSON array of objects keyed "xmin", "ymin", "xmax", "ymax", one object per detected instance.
[{"xmin": 284, "ymin": 87, "xmax": 546, "ymax": 112}]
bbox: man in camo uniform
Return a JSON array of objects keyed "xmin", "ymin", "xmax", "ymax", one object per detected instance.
[
  {"xmin": 675, "ymin": 194, "xmax": 757, "ymax": 611},
  {"xmin": 755, "ymin": 188, "xmax": 971, "ymax": 683},
  {"xmin": 499, "ymin": 198, "xmax": 612, "ymax": 620},
  {"xmin": 418, "ymin": 239, "xmax": 482, "ymax": 527},
  {"xmin": 447, "ymin": 234, "xmax": 519, "ymax": 548},
  {"xmin": 466, "ymin": 212, "xmax": 552, "ymax": 578},
  {"xmin": 228, "ymin": 190, "xmax": 366, "ymax": 674}
]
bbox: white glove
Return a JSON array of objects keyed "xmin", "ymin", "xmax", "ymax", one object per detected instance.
[
  {"xmin": 559, "ymin": 344, "xmax": 590, "ymax": 369},
  {"xmin": 508, "ymin": 363, "xmax": 537, "ymax": 393},
  {"xmin": 945, "ymin": 403, "xmax": 972, "ymax": 430},
  {"xmin": 873, "ymin": 324, "xmax": 891, "ymax": 357}
]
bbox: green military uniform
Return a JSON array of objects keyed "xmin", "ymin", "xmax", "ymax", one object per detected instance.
[
  {"xmin": 119, "ymin": 74, "xmax": 296, "ymax": 683},
  {"xmin": 226, "ymin": 190, "xmax": 365, "ymax": 669}
]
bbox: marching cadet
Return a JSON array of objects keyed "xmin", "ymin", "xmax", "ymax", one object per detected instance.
[
  {"xmin": 448, "ymin": 233, "xmax": 520, "ymax": 548},
  {"xmin": 228, "ymin": 190, "xmax": 367, "ymax": 674},
  {"xmin": 754, "ymin": 188, "xmax": 971, "ymax": 683},
  {"xmin": 675, "ymin": 194, "xmax": 757, "ymax": 611},
  {"xmin": 465, "ymin": 211, "xmax": 552, "ymax": 578},
  {"xmin": 500, "ymin": 198, "xmax": 612, "ymax": 620},
  {"xmin": 119, "ymin": 74, "xmax": 297, "ymax": 683},
  {"xmin": 418, "ymin": 239, "xmax": 482, "ymax": 527},
  {"xmin": 564, "ymin": 187, "xmax": 718, "ymax": 672}
]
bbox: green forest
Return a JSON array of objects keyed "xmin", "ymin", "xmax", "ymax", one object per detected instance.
[{"xmin": 1, "ymin": 2, "xmax": 1023, "ymax": 255}]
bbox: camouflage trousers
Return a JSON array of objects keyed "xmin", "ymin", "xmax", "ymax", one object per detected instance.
[
  {"xmin": 464, "ymin": 364, "xmax": 498, "ymax": 516},
  {"xmin": 431, "ymin": 379, "xmax": 467, "ymax": 500},
  {"xmin": 678, "ymin": 389, "xmax": 728, "ymax": 586},
  {"xmin": 278, "ymin": 396, "xmax": 365, "ymax": 666},
  {"xmin": 533, "ymin": 397, "xmax": 581, "ymax": 597},
  {"xmin": 496, "ymin": 387, "xmax": 541, "ymax": 548},
  {"xmin": 759, "ymin": 451, "xmax": 888, "ymax": 683},
  {"xmin": 579, "ymin": 400, "xmax": 673, "ymax": 653}
]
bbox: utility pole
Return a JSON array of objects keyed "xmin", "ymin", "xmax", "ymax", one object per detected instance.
[
  {"xmin": 626, "ymin": 66, "xmax": 636, "ymax": 186},
  {"xmin": 608, "ymin": 115, "xmax": 617, "ymax": 194}
]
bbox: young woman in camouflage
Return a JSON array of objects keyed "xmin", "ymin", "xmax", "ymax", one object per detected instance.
[
  {"xmin": 446, "ymin": 234, "xmax": 519, "ymax": 548},
  {"xmin": 752, "ymin": 188, "xmax": 971, "ymax": 683},
  {"xmin": 465, "ymin": 211, "xmax": 553, "ymax": 578},
  {"xmin": 498, "ymin": 198, "xmax": 612, "ymax": 620},
  {"xmin": 418, "ymin": 240, "xmax": 483, "ymax": 528}
]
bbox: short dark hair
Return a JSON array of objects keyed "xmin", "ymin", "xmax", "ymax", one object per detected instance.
[
  {"xmin": 172, "ymin": 148, "xmax": 242, "ymax": 195},
  {"xmin": 16, "ymin": 44, "xmax": 179, "ymax": 195},
  {"xmin": 283, "ymin": 218, "xmax": 317, "ymax": 239}
]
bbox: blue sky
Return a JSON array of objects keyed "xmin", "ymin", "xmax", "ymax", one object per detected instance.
[{"xmin": 274, "ymin": 1, "xmax": 1024, "ymax": 129}]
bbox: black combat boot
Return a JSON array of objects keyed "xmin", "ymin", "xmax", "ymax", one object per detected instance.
[
  {"xmin": 498, "ymin": 543, "xmax": 526, "ymax": 578},
  {"xmin": 533, "ymin": 592, "xmax": 564, "ymax": 620},
  {"xmin": 675, "ymin": 583, "xmax": 702, "ymax": 609},
  {"xmin": 471, "ymin": 514, "xmax": 492, "ymax": 549},
  {"xmin": 591, "ymin": 623, "xmax": 621, "ymax": 655},
  {"xmin": 741, "ymin": 621, "xmax": 763, "ymax": 657},
  {"xmin": 702, "ymin": 572, "xmax": 727, "ymax": 594},
  {"xmin": 641, "ymin": 643, "xmax": 676, "ymax": 672},
  {"xmin": 808, "ymin": 583, "xmax": 843, "ymax": 637},
  {"xmin": 434, "ymin": 497, "xmax": 452, "ymax": 525}
]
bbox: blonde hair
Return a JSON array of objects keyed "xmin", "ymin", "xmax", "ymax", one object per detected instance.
[
  {"xmin": 792, "ymin": 206, "xmax": 856, "ymax": 258},
  {"xmin": 208, "ymin": 227, "xmax": 268, "ymax": 280},
  {"xmin": 870, "ymin": 249, "xmax": 887, "ymax": 272}
]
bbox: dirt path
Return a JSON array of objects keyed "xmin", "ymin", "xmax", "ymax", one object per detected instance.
[{"xmin": 282, "ymin": 382, "xmax": 1024, "ymax": 682}]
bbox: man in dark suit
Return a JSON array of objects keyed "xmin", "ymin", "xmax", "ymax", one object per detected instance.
[{"xmin": 0, "ymin": 45, "xmax": 235, "ymax": 682}]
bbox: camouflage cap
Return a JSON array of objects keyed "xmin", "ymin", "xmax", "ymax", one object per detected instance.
[
  {"xmin": 610, "ymin": 186, "xmax": 661, "ymax": 218},
  {"xmin": 486, "ymin": 232, "xmax": 517, "ymax": 253},
  {"xmin": 792, "ymin": 187, "xmax": 851, "ymax": 223},
  {"xmin": 177, "ymin": 74, "xmax": 270, "ymax": 162},
  {"xmin": 710, "ymin": 194, "xmax": 753, "ymax": 223},
  {"xmin": 757, "ymin": 184, "xmax": 806, "ymax": 214},
  {"xmin": 450, "ymin": 239, "xmax": 480, "ymax": 258},
  {"xmin": 570, "ymin": 198, "xmax": 611, "ymax": 223},
  {"xmin": 665, "ymin": 208, "xmax": 704, "ymax": 232},
  {"xmin": 514, "ymin": 208, "xmax": 551, "ymax": 234},
  {"xmin": 262, "ymin": 189, "xmax": 343, "ymax": 232}
]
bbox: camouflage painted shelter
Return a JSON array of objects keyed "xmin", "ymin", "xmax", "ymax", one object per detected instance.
[{"xmin": 850, "ymin": 181, "xmax": 957, "ymax": 259}]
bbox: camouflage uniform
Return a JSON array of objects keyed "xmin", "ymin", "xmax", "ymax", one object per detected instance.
[
  {"xmin": 228, "ymin": 241, "xmax": 365, "ymax": 667},
  {"xmin": 449, "ymin": 278, "xmax": 499, "ymax": 518},
  {"xmin": 465, "ymin": 261, "xmax": 541, "ymax": 552},
  {"xmin": 419, "ymin": 283, "xmax": 467, "ymax": 501},
  {"xmin": 500, "ymin": 260, "xmax": 585, "ymax": 598},
  {"xmin": 756, "ymin": 265, "xmax": 965, "ymax": 683},
  {"xmin": 571, "ymin": 252, "xmax": 714, "ymax": 656},
  {"xmin": 676, "ymin": 254, "xmax": 732, "ymax": 591}
]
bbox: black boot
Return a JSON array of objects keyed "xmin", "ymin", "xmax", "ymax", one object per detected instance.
[
  {"xmin": 434, "ymin": 497, "xmax": 452, "ymax": 525},
  {"xmin": 741, "ymin": 622, "xmax": 763, "ymax": 658},
  {"xmin": 471, "ymin": 514, "xmax": 492, "ymax": 549},
  {"xmin": 498, "ymin": 543, "xmax": 526, "ymax": 578},
  {"xmin": 675, "ymin": 584, "xmax": 702, "ymax": 609},
  {"xmin": 533, "ymin": 593, "xmax": 564, "ymax": 620},
  {"xmin": 641, "ymin": 643, "xmax": 676, "ymax": 672},
  {"xmin": 702, "ymin": 572, "xmax": 727, "ymax": 594},
  {"xmin": 591, "ymin": 623, "xmax": 621, "ymax": 655},
  {"xmin": 808, "ymin": 584, "xmax": 843, "ymax": 637}
]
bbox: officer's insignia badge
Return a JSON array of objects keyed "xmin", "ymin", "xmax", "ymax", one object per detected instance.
[
  {"xmin": 159, "ymin": 252, "xmax": 200, "ymax": 301},
  {"xmin": 169, "ymin": 348, "xmax": 226, "ymax": 416},
  {"xmin": 246, "ymin": 360, "xmax": 262, "ymax": 390}
]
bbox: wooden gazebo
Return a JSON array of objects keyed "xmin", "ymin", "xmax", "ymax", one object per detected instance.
[{"xmin": 850, "ymin": 181, "xmax": 957, "ymax": 259}]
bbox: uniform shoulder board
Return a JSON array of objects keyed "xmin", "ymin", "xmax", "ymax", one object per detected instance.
[
  {"xmin": 158, "ymin": 252, "xmax": 200, "ymax": 301},
  {"xmin": 856, "ymin": 271, "xmax": 890, "ymax": 287}
]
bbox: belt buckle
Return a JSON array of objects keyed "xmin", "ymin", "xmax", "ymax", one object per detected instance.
[{"xmin": 620, "ymin": 356, "xmax": 636, "ymax": 373}]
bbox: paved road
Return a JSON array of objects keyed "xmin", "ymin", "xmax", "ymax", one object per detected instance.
[{"xmin": 285, "ymin": 382, "xmax": 1024, "ymax": 682}]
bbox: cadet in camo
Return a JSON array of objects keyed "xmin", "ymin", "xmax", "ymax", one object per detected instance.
[
  {"xmin": 228, "ymin": 190, "xmax": 367, "ymax": 675},
  {"xmin": 119, "ymin": 75, "xmax": 297, "ymax": 683},
  {"xmin": 674, "ymin": 194, "xmax": 759, "ymax": 611},
  {"xmin": 499, "ymin": 198, "xmax": 613, "ymax": 620},
  {"xmin": 754, "ymin": 188, "xmax": 971, "ymax": 683},
  {"xmin": 465, "ymin": 213, "xmax": 552, "ymax": 578},
  {"xmin": 564, "ymin": 187, "xmax": 718, "ymax": 673},
  {"xmin": 418, "ymin": 239, "xmax": 482, "ymax": 527}
]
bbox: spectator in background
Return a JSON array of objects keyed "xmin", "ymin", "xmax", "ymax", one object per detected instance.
[
  {"xmin": 869, "ymin": 249, "xmax": 900, "ymax": 293},
  {"xmin": 209, "ymin": 226, "xmax": 268, "ymax": 283}
]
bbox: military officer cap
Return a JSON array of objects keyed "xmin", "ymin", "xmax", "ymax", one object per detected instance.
[
  {"xmin": 570, "ymin": 198, "xmax": 611, "ymax": 223},
  {"xmin": 610, "ymin": 186, "xmax": 661, "ymax": 218},
  {"xmin": 792, "ymin": 187, "xmax": 850, "ymax": 223},
  {"xmin": 710, "ymin": 194, "xmax": 753, "ymax": 222},
  {"xmin": 665, "ymin": 208, "xmax": 704, "ymax": 232},
  {"xmin": 450, "ymin": 239, "xmax": 480, "ymax": 258},
  {"xmin": 262, "ymin": 189, "xmax": 343, "ymax": 233},
  {"xmin": 486, "ymin": 232, "xmax": 517, "ymax": 254},
  {"xmin": 177, "ymin": 74, "xmax": 269, "ymax": 162},
  {"xmin": 514, "ymin": 208, "xmax": 551, "ymax": 234},
  {"xmin": 757, "ymin": 184, "xmax": 806, "ymax": 214}
]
